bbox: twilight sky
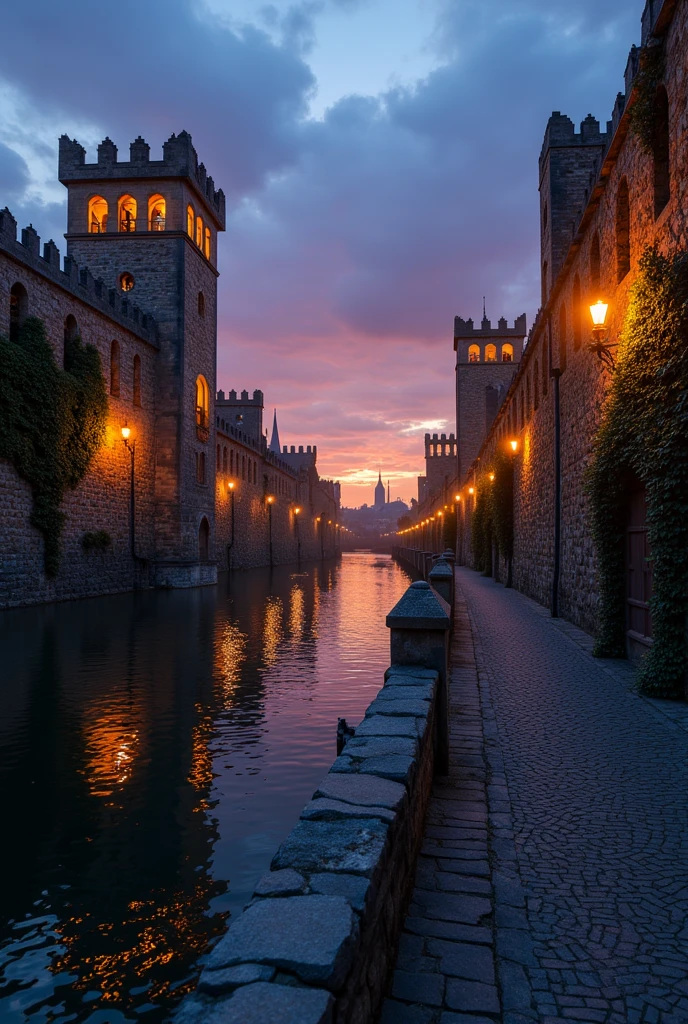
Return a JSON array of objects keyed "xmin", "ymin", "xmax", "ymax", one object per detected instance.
[{"xmin": 0, "ymin": 0, "xmax": 638, "ymax": 505}]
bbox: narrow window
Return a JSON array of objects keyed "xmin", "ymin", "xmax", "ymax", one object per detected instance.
[
  {"xmin": 133, "ymin": 354, "xmax": 141, "ymax": 407},
  {"xmin": 110, "ymin": 340, "xmax": 120, "ymax": 396},
  {"xmin": 653, "ymin": 86, "xmax": 670, "ymax": 218},
  {"xmin": 88, "ymin": 195, "xmax": 108, "ymax": 233},
  {"xmin": 485, "ymin": 343, "xmax": 497, "ymax": 362},
  {"xmin": 148, "ymin": 193, "xmax": 166, "ymax": 231},
  {"xmin": 541, "ymin": 260, "xmax": 548, "ymax": 305},
  {"xmin": 195, "ymin": 375, "xmax": 210, "ymax": 439},
  {"xmin": 468, "ymin": 344, "xmax": 480, "ymax": 363},
  {"xmin": 616, "ymin": 178, "xmax": 630, "ymax": 282},
  {"xmin": 204, "ymin": 227, "xmax": 211, "ymax": 260},
  {"xmin": 559, "ymin": 303, "xmax": 567, "ymax": 373},
  {"xmin": 64, "ymin": 314, "xmax": 79, "ymax": 369},
  {"xmin": 187, "ymin": 205, "xmax": 194, "ymax": 238},
  {"xmin": 501, "ymin": 344, "xmax": 513, "ymax": 362},
  {"xmin": 572, "ymin": 274, "xmax": 582, "ymax": 352},
  {"xmin": 9, "ymin": 282, "xmax": 28, "ymax": 342},
  {"xmin": 118, "ymin": 194, "xmax": 137, "ymax": 232},
  {"xmin": 534, "ymin": 360, "xmax": 540, "ymax": 410},
  {"xmin": 199, "ymin": 517, "xmax": 210, "ymax": 560},
  {"xmin": 590, "ymin": 233, "xmax": 601, "ymax": 292},
  {"xmin": 198, "ymin": 291, "xmax": 205, "ymax": 317},
  {"xmin": 196, "ymin": 216, "xmax": 203, "ymax": 248}
]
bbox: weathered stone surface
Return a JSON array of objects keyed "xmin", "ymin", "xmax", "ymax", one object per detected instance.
[
  {"xmin": 384, "ymin": 666, "xmax": 439, "ymax": 680},
  {"xmin": 377, "ymin": 683, "xmax": 434, "ymax": 702},
  {"xmin": 301, "ymin": 797, "xmax": 395, "ymax": 824},
  {"xmin": 355, "ymin": 715, "xmax": 425, "ymax": 739},
  {"xmin": 205, "ymin": 895, "xmax": 357, "ymax": 990},
  {"xmin": 198, "ymin": 963, "xmax": 275, "ymax": 994},
  {"xmin": 181, "ymin": 983, "xmax": 334, "ymax": 1024},
  {"xmin": 253, "ymin": 869, "xmax": 306, "ymax": 898},
  {"xmin": 357, "ymin": 755, "xmax": 416, "ymax": 782},
  {"xmin": 386, "ymin": 581, "xmax": 451, "ymax": 630},
  {"xmin": 272, "ymin": 819, "xmax": 389, "ymax": 877},
  {"xmin": 308, "ymin": 872, "xmax": 371, "ymax": 913},
  {"xmin": 345, "ymin": 736, "xmax": 418, "ymax": 759},
  {"xmin": 314, "ymin": 772, "xmax": 407, "ymax": 810},
  {"xmin": 365, "ymin": 698, "xmax": 431, "ymax": 718},
  {"xmin": 385, "ymin": 672, "xmax": 438, "ymax": 689}
]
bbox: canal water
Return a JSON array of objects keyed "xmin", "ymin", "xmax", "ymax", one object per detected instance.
[{"xmin": 0, "ymin": 552, "xmax": 411, "ymax": 1023}]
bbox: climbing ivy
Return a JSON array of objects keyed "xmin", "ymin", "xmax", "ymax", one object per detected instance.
[
  {"xmin": 471, "ymin": 484, "xmax": 491, "ymax": 575},
  {"xmin": 586, "ymin": 247, "xmax": 688, "ymax": 697},
  {"xmin": 628, "ymin": 43, "xmax": 665, "ymax": 155},
  {"xmin": 0, "ymin": 316, "xmax": 108, "ymax": 576},
  {"xmin": 471, "ymin": 454, "xmax": 515, "ymax": 581}
]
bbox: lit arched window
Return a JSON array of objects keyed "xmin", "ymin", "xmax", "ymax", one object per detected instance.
[
  {"xmin": 198, "ymin": 291, "xmax": 205, "ymax": 317},
  {"xmin": 616, "ymin": 178, "xmax": 630, "ymax": 282},
  {"xmin": 110, "ymin": 340, "xmax": 120, "ymax": 396},
  {"xmin": 9, "ymin": 282, "xmax": 28, "ymax": 342},
  {"xmin": 572, "ymin": 274, "xmax": 582, "ymax": 352},
  {"xmin": 187, "ymin": 205, "xmax": 194, "ymax": 238},
  {"xmin": 64, "ymin": 314, "xmax": 79, "ymax": 369},
  {"xmin": 118, "ymin": 195, "xmax": 137, "ymax": 232},
  {"xmin": 204, "ymin": 227, "xmax": 211, "ymax": 260},
  {"xmin": 501, "ymin": 344, "xmax": 513, "ymax": 362},
  {"xmin": 195, "ymin": 374, "xmax": 210, "ymax": 440},
  {"xmin": 590, "ymin": 233, "xmax": 601, "ymax": 292},
  {"xmin": 485, "ymin": 344, "xmax": 497, "ymax": 362},
  {"xmin": 559, "ymin": 303, "xmax": 567, "ymax": 373},
  {"xmin": 653, "ymin": 86, "xmax": 670, "ymax": 219},
  {"xmin": 196, "ymin": 216, "xmax": 203, "ymax": 248},
  {"xmin": 88, "ymin": 195, "xmax": 108, "ymax": 233},
  {"xmin": 468, "ymin": 344, "xmax": 480, "ymax": 363},
  {"xmin": 199, "ymin": 517, "xmax": 210, "ymax": 560},
  {"xmin": 148, "ymin": 194, "xmax": 166, "ymax": 231},
  {"xmin": 133, "ymin": 355, "xmax": 141, "ymax": 407}
]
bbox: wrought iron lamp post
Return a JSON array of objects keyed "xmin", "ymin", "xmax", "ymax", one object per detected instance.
[
  {"xmin": 121, "ymin": 425, "xmax": 136, "ymax": 558},
  {"xmin": 588, "ymin": 300, "xmax": 614, "ymax": 370},
  {"xmin": 227, "ymin": 480, "xmax": 235, "ymax": 568}
]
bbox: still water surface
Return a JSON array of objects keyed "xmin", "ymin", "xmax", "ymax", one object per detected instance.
[{"xmin": 0, "ymin": 552, "xmax": 411, "ymax": 1023}]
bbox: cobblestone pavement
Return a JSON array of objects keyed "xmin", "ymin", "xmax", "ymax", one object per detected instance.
[{"xmin": 382, "ymin": 568, "xmax": 688, "ymax": 1024}]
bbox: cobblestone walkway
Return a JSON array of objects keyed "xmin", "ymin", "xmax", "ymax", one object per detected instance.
[{"xmin": 382, "ymin": 568, "xmax": 688, "ymax": 1024}]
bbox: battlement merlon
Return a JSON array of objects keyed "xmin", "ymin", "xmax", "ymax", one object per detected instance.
[
  {"xmin": 454, "ymin": 313, "xmax": 527, "ymax": 347},
  {"xmin": 58, "ymin": 132, "xmax": 226, "ymax": 230},
  {"xmin": 538, "ymin": 112, "xmax": 610, "ymax": 178},
  {"xmin": 216, "ymin": 389, "xmax": 264, "ymax": 407}
]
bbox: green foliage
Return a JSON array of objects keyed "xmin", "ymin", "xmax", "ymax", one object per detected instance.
[
  {"xmin": 586, "ymin": 248, "xmax": 688, "ymax": 696},
  {"xmin": 471, "ymin": 455, "xmax": 514, "ymax": 579},
  {"xmin": 0, "ymin": 317, "xmax": 108, "ymax": 576},
  {"xmin": 471, "ymin": 485, "xmax": 491, "ymax": 574},
  {"xmin": 629, "ymin": 44, "xmax": 665, "ymax": 155},
  {"xmin": 83, "ymin": 530, "xmax": 112, "ymax": 552},
  {"xmin": 442, "ymin": 510, "xmax": 457, "ymax": 553}
]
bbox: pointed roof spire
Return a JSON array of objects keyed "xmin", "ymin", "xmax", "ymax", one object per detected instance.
[{"xmin": 269, "ymin": 409, "xmax": 281, "ymax": 453}]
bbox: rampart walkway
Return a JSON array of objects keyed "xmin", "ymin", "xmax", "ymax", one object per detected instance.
[{"xmin": 383, "ymin": 567, "xmax": 688, "ymax": 1024}]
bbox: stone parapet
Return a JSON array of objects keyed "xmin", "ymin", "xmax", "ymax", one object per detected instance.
[{"xmin": 176, "ymin": 586, "xmax": 450, "ymax": 1024}]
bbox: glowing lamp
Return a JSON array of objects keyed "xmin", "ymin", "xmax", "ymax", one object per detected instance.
[
  {"xmin": 454, "ymin": 494, "xmax": 461, "ymax": 502},
  {"xmin": 294, "ymin": 506, "xmax": 301, "ymax": 514},
  {"xmin": 267, "ymin": 496, "xmax": 275, "ymax": 504},
  {"xmin": 468, "ymin": 486, "xmax": 475, "ymax": 495},
  {"xmin": 228, "ymin": 480, "xmax": 235, "ymax": 490},
  {"xmin": 489, "ymin": 473, "xmax": 495, "ymax": 482},
  {"xmin": 509, "ymin": 439, "xmax": 518, "ymax": 453},
  {"xmin": 121, "ymin": 425, "xmax": 131, "ymax": 440},
  {"xmin": 590, "ymin": 300, "xmax": 608, "ymax": 328},
  {"xmin": 437, "ymin": 511, "xmax": 443, "ymax": 517}
]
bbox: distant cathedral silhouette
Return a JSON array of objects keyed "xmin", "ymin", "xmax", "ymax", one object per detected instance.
[{"xmin": 374, "ymin": 471, "xmax": 386, "ymax": 508}]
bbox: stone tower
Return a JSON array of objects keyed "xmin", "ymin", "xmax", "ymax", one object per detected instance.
[
  {"xmin": 538, "ymin": 113, "xmax": 609, "ymax": 303},
  {"xmin": 424, "ymin": 433, "xmax": 457, "ymax": 501},
  {"xmin": 374, "ymin": 472, "xmax": 385, "ymax": 508},
  {"xmin": 454, "ymin": 314, "xmax": 526, "ymax": 481},
  {"xmin": 59, "ymin": 131, "xmax": 226, "ymax": 586}
]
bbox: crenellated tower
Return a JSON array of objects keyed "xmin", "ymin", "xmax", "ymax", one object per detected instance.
[{"xmin": 58, "ymin": 131, "xmax": 226, "ymax": 585}]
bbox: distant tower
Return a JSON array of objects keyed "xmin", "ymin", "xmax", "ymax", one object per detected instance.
[
  {"xmin": 387, "ymin": 480, "xmax": 390, "ymax": 504},
  {"xmin": 374, "ymin": 472, "xmax": 385, "ymax": 508},
  {"xmin": 454, "ymin": 313, "xmax": 527, "ymax": 481},
  {"xmin": 269, "ymin": 409, "xmax": 281, "ymax": 453},
  {"xmin": 424, "ymin": 433, "xmax": 458, "ymax": 500},
  {"xmin": 58, "ymin": 130, "xmax": 226, "ymax": 585}
]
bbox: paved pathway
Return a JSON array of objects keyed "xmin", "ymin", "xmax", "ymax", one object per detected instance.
[{"xmin": 382, "ymin": 567, "xmax": 688, "ymax": 1024}]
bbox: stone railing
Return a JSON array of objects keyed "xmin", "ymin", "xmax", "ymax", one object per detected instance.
[{"xmin": 176, "ymin": 578, "xmax": 452, "ymax": 1024}]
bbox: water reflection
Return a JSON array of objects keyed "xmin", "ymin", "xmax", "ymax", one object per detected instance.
[{"xmin": 0, "ymin": 553, "xmax": 411, "ymax": 1022}]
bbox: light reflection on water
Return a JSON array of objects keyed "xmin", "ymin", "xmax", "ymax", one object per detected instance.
[{"xmin": 0, "ymin": 553, "xmax": 411, "ymax": 1023}]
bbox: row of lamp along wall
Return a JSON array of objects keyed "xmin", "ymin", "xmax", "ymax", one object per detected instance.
[{"xmin": 396, "ymin": 298, "xmax": 613, "ymax": 551}]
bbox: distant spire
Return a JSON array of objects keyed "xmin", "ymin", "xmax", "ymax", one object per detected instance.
[
  {"xmin": 387, "ymin": 480, "xmax": 390, "ymax": 503},
  {"xmin": 269, "ymin": 409, "xmax": 281, "ymax": 453},
  {"xmin": 483, "ymin": 296, "xmax": 486, "ymax": 319}
]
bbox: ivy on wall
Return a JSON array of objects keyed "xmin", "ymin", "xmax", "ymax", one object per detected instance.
[
  {"xmin": 0, "ymin": 316, "xmax": 108, "ymax": 576},
  {"xmin": 628, "ymin": 43, "xmax": 665, "ymax": 155},
  {"xmin": 586, "ymin": 248, "xmax": 688, "ymax": 697},
  {"xmin": 471, "ymin": 452, "xmax": 515, "ymax": 581}
]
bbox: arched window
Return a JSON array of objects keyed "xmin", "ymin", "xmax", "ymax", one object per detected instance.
[
  {"xmin": 559, "ymin": 303, "xmax": 567, "ymax": 373},
  {"xmin": 118, "ymin": 195, "xmax": 137, "ymax": 232},
  {"xmin": 195, "ymin": 375, "xmax": 209, "ymax": 440},
  {"xmin": 187, "ymin": 205, "xmax": 194, "ymax": 238},
  {"xmin": 148, "ymin": 194, "xmax": 166, "ymax": 231},
  {"xmin": 616, "ymin": 178, "xmax": 630, "ymax": 282},
  {"xmin": 468, "ymin": 344, "xmax": 480, "ymax": 363},
  {"xmin": 653, "ymin": 86, "xmax": 670, "ymax": 218},
  {"xmin": 590, "ymin": 233, "xmax": 601, "ymax": 293},
  {"xmin": 541, "ymin": 260, "xmax": 548, "ymax": 304},
  {"xmin": 196, "ymin": 216, "xmax": 203, "ymax": 249},
  {"xmin": 110, "ymin": 340, "xmax": 120, "ymax": 396},
  {"xmin": 9, "ymin": 282, "xmax": 28, "ymax": 342},
  {"xmin": 133, "ymin": 355, "xmax": 141, "ymax": 407},
  {"xmin": 198, "ymin": 291, "xmax": 205, "ymax": 317},
  {"xmin": 485, "ymin": 343, "xmax": 497, "ymax": 362},
  {"xmin": 204, "ymin": 227, "xmax": 211, "ymax": 260},
  {"xmin": 88, "ymin": 195, "xmax": 108, "ymax": 233},
  {"xmin": 64, "ymin": 314, "xmax": 79, "ymax": 369},
  {"xmin": 199, "ymin": 517, "xmax": 210, "ymax": 561},
  {"xmin": 534, "ymin": 360, "xmax": 540, "ymax": 410},
  {"xmin": 501, "ymin": 344, "xmax": 513, "ymax": 362},
  {"xmin": 572, "ymin": 275, "xmax": 582, "ymax": 352}
]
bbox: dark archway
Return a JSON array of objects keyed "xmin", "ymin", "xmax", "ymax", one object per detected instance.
[
  {"xmin": 198, "ymin": 517, "xmax": 210, "ymax": 562},
  {"xmin": 9, "ymin": 282, "xmax": 28, "ymax": 342}
]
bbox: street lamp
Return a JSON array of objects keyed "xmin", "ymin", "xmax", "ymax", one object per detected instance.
[
  {"xmin": 588, "ymin": 299, "xmax": 615, "ymax": 370},
  {"xmin": 266, "ymin": 495, "xmax": 275, "ymax": 566},
  {"xmin": 121, "ymin": 424, "xmax": 136, "ymax": 558},
  {"xmin": 227, "ymin": 480, "xmax": 236, "ymax": 568},
  {"xmin": 509, "ymin": 439, "xmax": 518, "ymax": 453},
  {"xmin": 294, "ymin": 505, "xmax": 301, "ymax": 562}
]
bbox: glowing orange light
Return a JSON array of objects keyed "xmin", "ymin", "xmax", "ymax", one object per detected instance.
[
  {"xmin": 509, "ymin": 439, "xmax": 518, "ymax": 453},
  {"xmin": 228, "ymin": 480, "xmax": 235, "ymax": 490},
  {"xmin": 454, "ymin": 494, "xmax": 461, "ymax": 502},
  {"xmin": 590, "ymin": 299, "xmax": 609, "ymax": 328},
  {"xmin": 294, "ymin": 506, "xmax": 301, "ymax": 514},
  {"xmin": 489, "ymin": 473, "xmax": 495, "ymax": 482},
  {"xmin": 121, "ymin": 425, "xmax": 131, "ymax": 440},
  {"xmin": 267, "ymin": 496, "xmax": 275, "ymax": 504},
  {"xmin": 468, "ymin": 486, "xmax": 475, "ymax": 495}
]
